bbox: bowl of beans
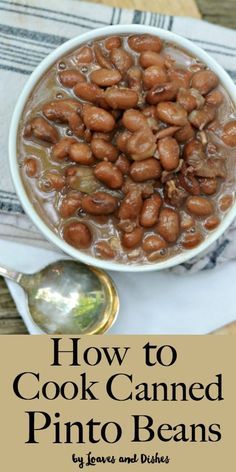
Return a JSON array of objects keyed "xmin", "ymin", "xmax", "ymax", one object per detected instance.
[{"xmin": 9, "ymin": 25, "xmax": 236, "ymax": 272}]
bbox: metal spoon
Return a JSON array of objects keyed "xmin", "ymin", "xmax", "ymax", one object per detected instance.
[{"xmin": 0, "ymin": 260, "xmax": 119, "ymax": 334}]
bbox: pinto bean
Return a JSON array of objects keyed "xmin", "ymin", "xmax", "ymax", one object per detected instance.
[
  {"xmin": 126, "ymin": 129, "xmax": 157, "ymax": 161},
  {"xmin": 143, "ymin": 65, "xmax": 168, "ymax": 89},
  {"xmin": 69, "ymin": 142, "xmax": 95, "ymax": 165},
  {"xmin": 104, "ymin": 36, "xmax": 122, "ymax": 50},
  {"xmin": 40, "ymin": 170, "xmax": 65, "ymax": 191},
  {"xmin": 128, "ymin": 34, "xmax": 162, "ymax": 53},
  {"xmin": 142, "ymin": 234, "xmax": 167, "ymax": 253},
  {"xmin": 191, "ymin": 70, "xmax": 219, "ymax": 95},
  {"xmin": 90, "ymin": 68, "xmax": 122, "ymax": 87},
  {"xmin": 59, "ymin": 69, "xmax": 86, "ymax": 88},
  {"xmin": 178, "ymin": 171, "xmax": 200, "ymax": 195},
  {"xmin": 92, "ymin": 132, "xmax": 113, "ymax": 142},
  {"xmin": 91, "ymin": 138, "xmax": 118, "ymax": 161},
  {"xmin": 177, "ymin": 87, "xmax": 205, "ymax": 112},
  {"xmin": 42, "ymin": 99, "xmax": 84, "ymax": 136},
  {"xmin": 121, "ymin": 226, "xmax": 144, "ymax": 249},
  {"xmin": 199, "ymin": 177, "xmax": 218, "ymax": 195},
  {"xmin": 205, "ymin": 90, "xmax": 224, "ymax": 107},
  {"xmin": 146, "ymin": 82, "xmax": 177, "ymax": 104},
  {"xmin": 63, "ymin": 222, "xmax": 92, "ymax": 249},
  {"xmin": 127, "ymin": 66, "xmax": 142, "ymax": 91},
  {"xmin": 204, "ymin": 215, "xmax": 220, "ymax": 231},
  {"xmin": 175, "ymin": 122, "xmax": 195, "ymax": 143},
  {"xmin": 155, "ymin": 126, "xmax": 180, "ymax": 139},
  {"xmin": 24, "ymin": 117, "xmax": 59, "ymax": 144},
  {"xmin": 180, "ymin": 211, "xmax": 195, "ymax": 231},
  {"xmin": 156, "ymin": 102, "xmax": 188, "ymax": 126},
  {"xmin": 139, "ymin": 51, "xmax": 165, "ymax": 68},
  {"xmin": 24, "ymin": 158, "xmax": 38, "ymax": 177},
  {"xmin": 74, "ymin": 82, "xmax": 104, "ymax": 104},
  {"xmin": 95, "ymin": 241, "xmax": 116, "ymax": 259},
  {"xmin": 156, "ymin": 208, "xmax": 180, "ymax": 243},
  {"xmin": 181, "ymin": 230, "xmax": 203, "ymax": 249},
  {"xmin": 189, "ymin": 104, "xmax": 216, "ymax": 130},
  {"xmin": 168, "ymin": 67, "xmax": 192, "ymax": 88},
  {"xmin": 116, "ymin": 130, "xmax": 132, "ymax": 153},
  {"xmin": 186, "ymin": 196, "xmax": 213, "ymax": 217},
  {"xmin": 82, "ymin": 105, "xmax": 116, "ymax": 132},
  {"xmin": 142, "ymin": 105, "xmax": 157, "ymax": 119},
  {"xmin": 118, "ymin": 189, "xmax": 143, "ymax": 220},
  {"xmin": 219, "ymin": 194, "xmax": 233, "ymax": 212},
  {"xmin": 183, "ymin": 138, "xmax": 204, "ymax": 161},
  {"xmin": 52, "ymin": 137, "xmax": 77, "ymax": 160},
  {"xmin": 94, "ymin": 161, "xmax": 123, "ymax": 189},
  {"xmin": 59, "ymin": 191, "xmax": 82, "ymax": 218},
  {"xmin": 76, "ymin": 46, "xmax": 93, "ymax": 64},
  {"xmin": 122, "ymin": 109, "xmax": 148, "ymax": 132},
  {"xmin": 140, "ymin": 193, "xmax": 162, "ymax": 227},
  {"xmin": 222, "ymin": 121, "xmax": 236, "ymax": 147},
  {"xmin": 115, "ymin": 154, "xmax": 131, "ymax": 174},
  {"xmin": 104, "ymin": 87, "xmax": 138, "ymax": 109},
  {"xmin": 110, "ymin": 48, "xmax": 133, "ymax": 74},
  {"xmin": 130, "ymin": 158, "xmax": 161, "ymax": 182},
  {"xmin": 82, "ymin": 191, "xmax": 118, "ymax": 215},
  {"xmin": 158, "ymin": 137, "xmax": 180, "ymax": 171},
  {"xmin": 94, "ymin": 43, "xmax": 112, "ymax": 69}
]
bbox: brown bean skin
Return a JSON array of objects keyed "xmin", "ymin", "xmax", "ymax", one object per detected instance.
[
  {"xmin": 76, "ymin": 46, "xmax": 93, "ymax": 64},
  {"xmin": 118, "ymin": 190, "xmax": 143, "ymax": 220},
  {"xmin": 63, "ymin": 222, "xmax": 92, "ymax": 249},
  {"xmin": 115, "ymin": 154, "xmax": 131, "ymax": 174},
  {"xmin": 110, "ymin": 48, "xmax": 133, "ymax": 74},
  {"xmin": 69, "ymin": 142, "xmax": 95, "ymax": 165},
  {"xmin": 199, "ymin": 178, "xmax": 218, "ymax": 195},
  {"xmin": 146, "ymin": 82, "xmax": 177, "ymax": 105},
  {"xmin": 222, "ymin": 121, "xmax": 236, "ymax": 147},
  {"xmin": 155, "ymin": 126, "xmax": 181, "ymax": 140},
  {"xmin": 82, "ymin": 191, "xmax": 118, "ymax": 215},
  {"xmin": 219, "ymin": 194, "xmax": 233, "ymax": 212},
  {"xmin": 177, "ymin": 87, "xmax": 205, "ymax": 112},
  {"xmin": 122, "ymin": 109, "xmax": 148, "ymax": 132},
  {"xmin": 156, "ymin": 102, "xmax": 188, "ymax": 126},
  {"xmin": 130, "ymin": 158, "xmax": 161, "ymax": 182},
  {"xmin": 82, "ymin": 105, "xmax": 116, "ymax": 132},
  {"xmin": 91, "ymin": 138, "xmax": 118, "ymax": 162},
  {"xmin": 140, "ymin": 193, "xmax": 162, "ymax": 227},
  {"xmin": 40, "ymin": 171, "xmax": 65, "ymax": 191},
  {"xmin": 116, "ymin": 130, "xmax": 132, "ymax": 153},
  {"xmin": 189, "ymin": 104, "xmax": 216, "ymax": 130},
  {"xmin": 94, "ymin": 161, "xmax": 123, "ymax": 189},
  {"xmin": 191, "ymin": 70, "xmax": 219, "ymax": 95},
  {"xmin": 126, "ymin": 129, "xmax": 157, "ymax": 161},
  {"xmin": 90, "ymin": 68, "xmax": 122, "ymax": 87},
  {"xmin": 174, "ymin": 122, "xmax": 195, "ymax": 143},
  {"xmin": 105, "ymin": 87, "xmax": 138, "ymax": 109},
  {"xmin": 139, "ymin": 51, "xmax": 165, "ymax": 68},
  {"xmin": 42, "ymin": 99, "xmax": 84, "ymax": 137},
  {"xmin": 142, "ymin": 234, "xmax": 167, "ymax": 253},
  {"xmin": 104, "ymin": 36, "xmax": 122, "ymax": 50},
  {"xmin": 181, "ymin": 230, "xmax": 203, "ymax": 249},
  {"xmin": 126, "ymin": 66, "xmax": 142, "ymax": 92},
  {"xmin": 52, "ymin": 137, "xmax": 77, "ymax": 160},
  {"xmin": 143, "ymin": 65, "xmax": 168, "ymax": 89},
  {"xmin": 24, "ymin": 158, "xmax": 38, "ymax": 177},
  {"xmin": 92, "ymin": 132, "xmax": 113, "ymax": 142},
  {"xmin": 205, "ymin": 90, "xmax": 224, "ymax": 107},
  {"xmin": 168, "ymin": 67, "xmax": 192, "ymax": 88},
  {"xmin": 121, "ymin": 227, "xmax": 144, "ymax": 249},
  {"xmin": 128, "ymin": 34, "xmax": 162, "ymax": 53},
  {"xmin": 158, "ymin": 137, "xmax": 180, "ymax": 171},
  {"xmin": 59, "ymin": 192, "xmax": 82, "ymax": 218},
  {"xmin": 186, "ymin": 196, "xmax": 214, "ymax": 217},
  {"xmin": 94, "ymin": 43, "xmax": 112, "ymax": 69},
  {"xmin": 180, "ymin": 212, "xmax": 195, "ymax": 231},
  {"xmin": 204, "ymin": 215, "xmax": 220, "ymax": 231},
  {"xmin": 59, "ymin": 69, "xmax": 86, "ymax": 88},
  {"xmin": 74, "ymin": 82, "xmax": 104, "ymax": 104},
  {"xmin": 24, "ymin": 117, "xmax": 59, "ymax": 144},
  {"xmin": 95, "ymin": 241, "xmax": 116, "ymax": 259},
  {"xmin": 178, "ymin": 172, "xmax": 200, "ymax": 196},
  {"xmin": 156, "ymin": 208, "xmax": 180, "ymax": 243}
]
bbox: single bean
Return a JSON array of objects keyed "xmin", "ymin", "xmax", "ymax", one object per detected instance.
[
  {"xmin": 116, "ymin": 130, "xmax": 132, "ymax": 153},
  {"xmin": 147, "ymin": 249, "xmax": 168, "ymax": 262},
  {"xmin": 95, "ymin": 240, "xmax": 116, "ymax": 259},
  {"xmin": 143, "ymin": 65, "xmax": 168, "ymax": 89},
  {"xmin": 82, "ymin": 105, "xmax": 116, "ymax": 132},
  {"xmin": 199, "ymin": 177, "xmax": 218, "ymax": 195},
  {"xmin": 82, "ymin": 191, "xmax": 118, "ymax": 215},
  {"xmin": 140, "ymin": 193, "xmax": 162, "ymax": 227},
  {"xmin": 118, "ymin": 189, "xmax": 143, "ymax": 220},
  {"xmin": 115, "ymin": 154, "xmax": 131, "ymax": 174},
  {"xmin": 105, "ymin": 36, "xmax": 122, "ymax": 50},
  {"xmin": 59, "ymin": 69, "xmax": 86, "ymax": 88},
  {"xmin": 168, "ymin": 67, "xmax": 192, "ymax": 88},
  {"xmin": 122, "ymin": 109, "xmax": 148, "ymax": 132},
  {"xmin": 156, "ymin": 102, "xmax": 188, "ymax": 126},
  {"xmin": 40, "ymin": 170, "xmax": 65, "ymax": 191},
  {"xmin": 189, "ymin": 104, "xmax": 216, "ymax": 130},
  {"xmin": 91, "ymin": 138, "xmax": 118, "ymax": 161},
  {"xmin": 24, "ymin": 117, "xmax": 59, "ymax": 144},
  {"xmin": 76, "ymin": 46, "xmax": 93, "ymax": 64},
  {"xmin": 191, "ymin": 70, "xmax": 219, "ymax": 95},
  {"xmin": 94, "ymin": 43, "xmax": 112, "ymax": 69},
  {"xmin": 94, "ymin": 161, "xmax": 123, "ymax": 189},
  {"xmin": 52, "ymin": 137, "xmax": 77, "ymax": 160},
  {"xmin": 219, "ymin": 194, "xmax": 233, "ymax": 212},
  {"xmin": 142, "ymin": 234, "xmax": 167, "ymax": 252},
  {"xmin": 90, "ymin": 68, "xmax": 122, "ymax": 87},
  {"xmin": 177, "ymin": 87, "xmax": 205, "ymax": 112},
  {"xmin": 156, "ymin": 208, "xmax": 180, "ymax": 243},
  {"xmin": 130, "ymin": 158, "xmax": 161, "ymax": 182},
  {"xmin": 59, "ymin": 192, "xmax": 82, "ymax": 218},
  {"xmin": 158, "ymin": 137, "xmax": 180, "ymax": 171},
  {"xmin": 174, "ymin": 122, "xmax": 195, "ymax": 143},
  {"xmin": 180, "ymin": 211, "xmax": 195, "ymax": 231},
  {"xmin": 183, "ymin": 138, "xmax": 204, "ymax": 161},
  {"xmin": 24, "ymin": 157, "xmax": 38, "ymax": 177},
  {"xmin": 139, "ymin": 51, "xmax": 165, "ymax": 68},
  {"xmin": 205, "ymin": 90, "xmax": 224, "ymax": 107},
  {"xmin": 146, "ymin": 82, "xmax": 177, "ymax": 105},
  {"xmin": 69, "ymin": 142, "xmax": 95, "ymax": 165},
  {"xmin": 204, "ymin": 215, "xmax": 220, "ymax": 231},
  {"xmin": 105, "ymin": 87, "xmax": 138, "ymax": 109},
  {"xmin": 186, "ymin": 196, "xmax": 214, "ymax": 217},
  {"xmin": 63, "ymin": 221, "xmax": 92, "ymax": 249},
  {"xmin": 155, "ymin": 126, "xmax": 181, "ymax": 139},
  {"xmin": 74, "ymin": 82, "xmax": 104, "ymax": 104},
  {"xmin": 222, "ymin": 121, "xmax": 236, "ymax": 147},
  {"xmin": 128, "ymin": 34, "xmax": 162, "ymax": 53},
  {"xmin": 181, "ymin": 230, "xmax": 203, "ymax": 249},
  {"xmin": 110, "ymin": 47, "xmax": 133, "ymax": 75},
  {"xmin": 126, "ymin": 129, "xmax": 157, "ymax": 161},
  {"xmin": 127, "ymin": 66, "xmax": 142, "ymax": 91},
  {"xmin": 121, "ymin": 226, "xmax": 144, "ymax": 249}
]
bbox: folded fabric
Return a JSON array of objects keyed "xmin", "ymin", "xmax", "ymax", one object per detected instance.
[{"xmin": 0, "ymin": 0, "xmax": 236, "ymax": 274}]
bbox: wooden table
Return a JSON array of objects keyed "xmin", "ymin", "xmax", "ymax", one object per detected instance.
[{"xmin": 1, "ymin": 0, "xmax": 236, "ymax": 334}]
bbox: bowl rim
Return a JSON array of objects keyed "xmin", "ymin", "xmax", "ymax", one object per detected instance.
[{"xmin": 9, "ymin": 24, "xmax": 236, "ymax": 273}]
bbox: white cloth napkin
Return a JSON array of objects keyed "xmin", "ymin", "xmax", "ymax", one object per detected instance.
[{"xmin": 1, "ymin": 0, "xmax": 236, "ymax": 333}]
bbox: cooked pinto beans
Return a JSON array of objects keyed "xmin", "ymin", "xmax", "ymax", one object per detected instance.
[
  {"xmin": 94, "ymin": 161, "xmax": 123, "ymax": 189},
  {"xmin": 130, "ymin": 158, "xmax": 161, "ymax": 182},
  {"xmin": 63, "ymin": 222, "xmax": 92, "ymax": 249}
]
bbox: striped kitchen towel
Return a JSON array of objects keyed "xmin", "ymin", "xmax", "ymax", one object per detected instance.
[{"xmin": 0, "ymin": 0, "xmax": 236, "ymax": 272}]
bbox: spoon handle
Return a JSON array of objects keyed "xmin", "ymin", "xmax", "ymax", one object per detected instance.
[{"xmin": 0, "ymin": 265, "xmax": 22, "ymax": 284}]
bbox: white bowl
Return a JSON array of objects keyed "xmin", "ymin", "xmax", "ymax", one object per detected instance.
[{"xmin": 9, "ymin": 25, "xmax": 236, "ymax": 272}]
